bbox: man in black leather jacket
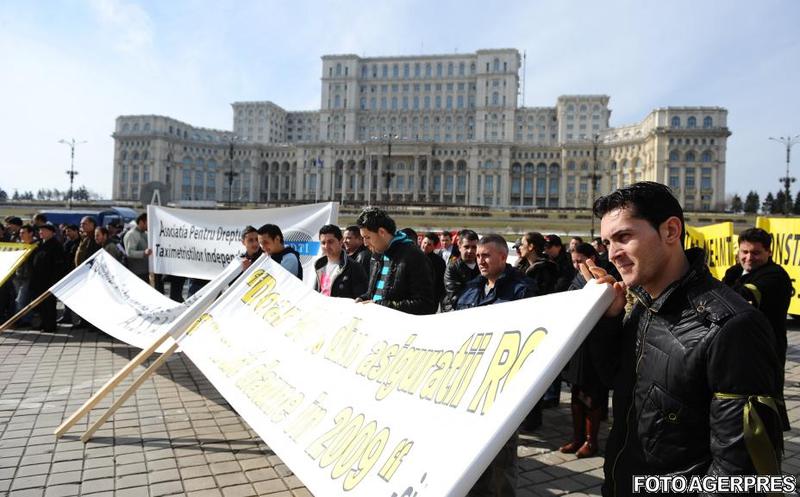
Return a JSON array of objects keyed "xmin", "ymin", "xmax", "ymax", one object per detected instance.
[
  {"xmin": 355, "ymin": 207, "xmax": 435, "ymax": 315},
  {"xmin": 580, "ymin": 182, "xmax": 784, "ymax": 497},
  {"xmin": 442, "ymin": 229, "xmax": 480, "ymax": 312}
]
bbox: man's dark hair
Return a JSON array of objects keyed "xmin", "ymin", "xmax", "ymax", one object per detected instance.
[
  {"xmin": 593, "ymin": 182, "xmax": 686, "ymax": 245},
  {"xmin": 257, "ymin": 224, "xmax": 284, "ymax": 243},
  {"xmin": 345, "ymin": 225, "xmax": 362, "ymax": 238},
  {"xmin": 135, "ymin": 213, "xmax": 147, "ymax": 224},
  {"xmin": 592, "ymin": 236, "xmax": 604, "ymax": 245},
  {"xmin": 96, "ymin": 226, "xmax": 109, "ymax": 237},
  {"xmin": 400, "ymin": 227, "xmax": 418, "ymax": 242},
  {"xmin": 523, "ymin": 231, "xmax": 547, "ymax": 254},
  {"xmin": 356, "ymin": 207, "xmax": 396, "ymax": 234},
  {"xmin": 242, "ymin": 225, "xmax": 257, "ymax": 239},
  {"xmin": 479, "ymin": 234, "xmax": 509, "ymax": 254},
  {"xmin": 319, "ymin": 224, "xmax": 343, "ymax": 240},
  {"xmin": 6, "ymin": 216, "xmax": 23, "ymax": 226},
  {"xmin": 571, "ymin": 236, "xmax": 583, "ymax": 243},
  {"xmin": 20, "ymin": 224, "xmax": 34, "ymax": 235},
  {"xmin": 424, "ymin": 232, "xmax": 440, "ymax": 245},
  {"xmin": 458, "ymin": 229, "xmax": 479, "ymax": 242},
  {"xmin": 440, "ymin": 230, "xmax": 453, "ymax": 238},
  {"xmin": 33, "ymin": 213, "xmax": 47, "ymax": 224},
  {"xmin": 82, "ymin": 216, "xmax": 98, "ymax": 228},
  {"xmin": 66, "ymin": 224, "xmax": 79, "ymax": 231},
  {"xmin": 738, "ymin": 227, "xmax": 772, "ymax": 251},
  {"xmin": 574, "ymin": 242, "xmax": 598, "ymax": 260}
]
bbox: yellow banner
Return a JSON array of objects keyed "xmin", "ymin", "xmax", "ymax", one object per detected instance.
[
  {"xmin": 684, "ymin": 222, "xmax": 737, "ymax": 280},
  {"xmin": 756, "ymin": 217, "xmax": 800, "ymax": 315},
  {"xmin": 0, "ymin": 242, "xmax": 37, "ymax": 288}
]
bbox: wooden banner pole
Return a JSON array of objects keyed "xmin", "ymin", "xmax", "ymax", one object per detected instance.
[
  {"xmin": 54, "ymin": 331, "xmax": 173, "ymax": 438},
  {"xmin": 0, "ymin": 291, "xmax": 51, "ymax": 333},
  {"xmin": 80, "ymin": 341, "xmax": 180, "ymax": 443}
]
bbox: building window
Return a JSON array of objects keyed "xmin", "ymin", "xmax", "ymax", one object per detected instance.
[
  {"xmin": 685, "ymin": 169, "xmax": 696, "ymax": 189},
  {"xmin": 671, "ymin": 116, "xmax": 681, "ymax": 128},
  {"xmin": 703, "ymin": 116, "xmax": 713, "ymax": 128},
  {"xmin": 687, "ymin": 116, "xmax": 697, "ymax": 128},
  {"xmin": 669, "ymin": 150, "xmax": 679, "ymax": 161},
  {"xmin": 669, "ymin": 167, "xmax": 680, "ymax": 189},
  {"xmin": 686, "ymin": 151, "xmax": 696, "ymax": 162},
  {"xmin": 701, "ymin": 151, "xmax": 712, "ymax": 162}
]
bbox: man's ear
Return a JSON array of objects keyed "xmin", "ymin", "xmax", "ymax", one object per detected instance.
[{"xmin": 660, "ymin": 216, "xmax": 683, "ymax": 245}]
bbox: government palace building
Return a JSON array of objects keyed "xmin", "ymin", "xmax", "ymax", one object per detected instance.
[{"xmin": 112, "ymin": 48, "xmax": 730, "ymax": 211}]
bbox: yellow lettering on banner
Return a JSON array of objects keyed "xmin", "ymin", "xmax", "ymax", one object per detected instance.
[
  {"xmin": 467, "ymin": 329, "xmax": 548, "ymax": 416},
  {"xmin": 418, "ymin": 351, "xmax": 454, "ymax": 401},
  {"xmin": 684, "ymin": 222, "xmax": 736, "ymax": 280},
  {"xmin": 211, "ymin": 353, "xmax": 256, "ymax": 378},
  {"xmin": 356, "ymin": 341, "xmax": 387, "ymax": 377},
  {"xmin": 377, "ymin": 438, "xmax": 414, "ymax": 483},
  {"xmin": 235, "ymin": 361, "xmax": 304, "ymax": 424},
  {"xmin": 757, "ymin": 217, "xmax": 800, "ymax": 315},
  {"xmin": 368, "ymin": 343, "xmax": 400, "ymax": 381},
  {"xmin": 305, "ymin": 406, "xmax": 392, "ymax": 490},
  {"xmin": 184, "ymin": 313, "xmax": 218, "ymax": 337},
  {"xmin": 285, "ymin": 393, "xmax": 328, "ymax": 443},
  {"xmin": 242, "ymin": 270, "xmax": 276, "ymax": 303},
  {"xmin": 444, "ymin": 333, "xmax": 492, "ymax": 408},
  {"xmin": 324, "ymin": 318, "xmax": 367, "ymax": 369}
]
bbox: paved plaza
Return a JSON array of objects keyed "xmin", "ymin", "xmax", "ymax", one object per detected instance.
[{"xmin": 1, "ymin": 321, "xmax": 799, "ymax": 497}]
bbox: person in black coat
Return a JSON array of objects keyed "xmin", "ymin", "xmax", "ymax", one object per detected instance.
[
  {"xmin": 344, "ymin": 225, "xmax": 372, "ymax": 276},
  {"xmin": 544, "ymin": 234, "xmax": 575, "ymax": 292},
  {"xmin": 456, "ymin": 234, "xmax": 537, "ymax": 497},
  {"xmin": 515, "ymin": 232, "xmax": 559, "ymax": 295},
  {"xmin": 722, "ymin": 227, "xmax": 792, "ymax": 430},
  {"xmin": 421, "ymin": 232, "xmax": 446, "ymax": 309},
  {"xmin": 30, "ymin": 223, "xmax": 65, "ymax": 333},
  {"xmin": 314, "ymin": 224, "xmax": 368, "ymax": 299},
  {"xmin": 560, "ymin": 243, "xmax": 619, "ymax": 458},
  {"xmin": 355, "ymin": 208, "xmax": 435, "ymax": 315},
  {"xmin": 442, "ymin": 229, "xmax": 480, "ymax": 312}
]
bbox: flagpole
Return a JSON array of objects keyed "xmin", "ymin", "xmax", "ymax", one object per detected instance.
[
  {"xmin": 54, "ymin": 331, "xmax": 174, "ymax": 437},
  {"xmin": 80, "ymin": 341, "xmax": 180, "ymax": 443}
]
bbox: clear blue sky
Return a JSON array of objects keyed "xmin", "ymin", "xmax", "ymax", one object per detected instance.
[{"xmin": 1, "ymin": 0, "xmax": 798, "ymax": 202}]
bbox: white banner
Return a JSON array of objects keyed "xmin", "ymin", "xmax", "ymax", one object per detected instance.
[
  {"xmin": 147, "ymin": 203, "xmax": 338, "ymax": 282},
  {"xmin": 0, "ymin": 242, "xmax": 36, "ymax": 288},
  {"xmin": 179, "ymin": 257, "xmax": 613, "ymax": 497},
  {"xmin": 49, "ymin": 250, "xmax": 242, "ymax": 352}
]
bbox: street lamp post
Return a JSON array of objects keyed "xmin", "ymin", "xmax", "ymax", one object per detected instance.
[
  {"xmin": 58, "ymin": 138, "xmax": 86, "ymax": 209},
  {"xmin": 384, "ymin": 135, "xmax": 396, "ymax": 202},
  {"xmin": 224, "ymin": 136, "xmax": 241, "ymax": 206},
  {"xmin": 769, "ymin": 135, "xmax": 800, "ymax": 215},
  {"xmin": 587, "ymin": 133, "xmax": 603, "ymax": 239}
]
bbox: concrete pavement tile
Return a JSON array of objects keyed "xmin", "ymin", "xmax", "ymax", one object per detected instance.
[
  {"xmin": 11, "ymin": 474, "xmax": 48, "ymax": 490},
  {"xmin": 187, "ymin": 490, "xmax": 223, "ymax": 497},
  {"xmin": 148, "ymin": 468, "xmax": 180, "ymax": 484},
  {"xmin": 179, "ymin": 465, "xmax": 213, "ymax": 480},
  {"xmin": 150, "ymin": 480, "xmax": 184, "ymax": 497},
  {"xmin": 253, "ymin": 479, "xmax": 288, "ymax": 495},
  {"xmin": 244, "ymin": 467, "xmax": 279, "ymax": 482},
  {"xmin": 80, "ymin": 478, "xmax": 114, "ymax": 493},
  {"xmin": 116, "ymin": 473, "xmax": 149, "ymax": 489},
  {"xmin": 116, "ymin": 462, "xmax": 147, "ymax": 476},
  {"xmin": 9, "ymin": 488, "xmax": 45, "ymax": 497},
  {"xmin": 43, "ymin": 484, "xmax": 80, "ymax": 497},
  {"xmin": 15, "ymin": 463, "xmax": 50, "ymax": 477},
  {"xmin": 46, "ymin": 470, "xmax": 82, "ymax": 485},
  {"xmin": 216, "ymin": 471, "xmax": 249, "ymax": 487},
  {"xmin": 146, "ymin": 457, "xmax": 178, "ymax": 472},
  {"xmin": 183, "ymin": 476, "xmax": 217, "ymax": 492},
  {"xmin": 82, "ymin": 465, "xmax": 114, "ymax": 480},
  {"xmin": 221, "ymin": 484, "xmax": 257, "ymax": 497},
  {"xmin": 210, "ymin": 461, "xmax": 241, "ymax": 475}
]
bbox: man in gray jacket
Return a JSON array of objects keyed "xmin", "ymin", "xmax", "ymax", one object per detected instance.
[{"xmin": 124, "ymin": 213, "xmax": 151, "ymax": 282}]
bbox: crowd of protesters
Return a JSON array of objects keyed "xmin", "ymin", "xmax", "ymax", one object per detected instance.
[{"xmin": 0, "ymin": 180, "xmax": 793, "ymax": 497}]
